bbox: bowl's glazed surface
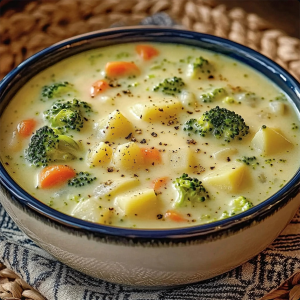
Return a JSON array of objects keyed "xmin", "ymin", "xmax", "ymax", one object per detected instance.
[{"xmin": 0, "ymin": 27, "xmax": 300, "ymax": 286}]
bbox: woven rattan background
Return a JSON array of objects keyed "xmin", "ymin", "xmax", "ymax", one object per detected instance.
[{"xmin": 0, "ymin": 0, "xmax": 300, "ymax": 299}]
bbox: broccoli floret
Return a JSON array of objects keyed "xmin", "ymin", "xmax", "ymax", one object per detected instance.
[
  {"xmin": 220, "ymin": 196, "xmax": 254, "ymax": 220},
  {"xmin": 68, "ymin": 172, "xmax": 97, "ymax": 187},
  {"xmin": 183, "ymin": 106, "xmax": 249, "ymax": 142},
  {"xmin": 220, "ymin": 196, "xmax": 253, "ymax": 219},
  {"xmin": 237, "ymin": 156, "xmax": 259, "ymax": 169},
  {"xmin": 199, "ymin": 88, "xmax": 227, "ymax": 103},
  {"xmin": 183, "ymin": 118, "xmax": 198, "ymax": 131},
  {"xmin": 187, "ymin": 56, "xmax": 213, "ymax": 78},
  {"xmin": 193, "ymin": 56, "xmax": 209, "ymax": 69},
  {"xmin": 25, "ymin": 126, "xmax": 79, "ymax": 167},
  {"xmin": 173, "ymin": 173, "xmax": 209, "ymax": 207},
  {"xmin": 44, "ymin": 99, "xmax": 92, "ymax": 133},
  {"xmin": 40, "ymin": 82, "xmax": 75, "ymax": 101},
  {"xmin": 153, "ymin": 77, "xmax": 185, "ymax": 96}
]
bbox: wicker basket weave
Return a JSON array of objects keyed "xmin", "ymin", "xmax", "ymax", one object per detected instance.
[
  {"xmin": 0, "ymin": 1, "xmax": 300, "ymax": 299},
  {"xmin": 0, "ymin": 0, "xmax": 299, "ymax": 81}
]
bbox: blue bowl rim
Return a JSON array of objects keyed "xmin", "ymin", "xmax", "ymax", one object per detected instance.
[{"xmin": 0, "ymin": 26, "xmax": 300, "ymax": 239}]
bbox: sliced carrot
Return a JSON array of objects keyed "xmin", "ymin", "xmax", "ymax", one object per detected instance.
[
  {"xmin": 136, "ymin": 44, "xmax": 159, "ymax": 60},
  {"xmin": 40, "ymin": 165, "xmax": 76, "ymax": 189},
  {"xmin": 140, "ymin": 147, "xmax": 161, "ymax": 164},
  {"xmin": 165, "ymin": 210, "xmax": 187, "ymax": 222},
  {"xmin": 17, "ymin": 119, "xmax": 37, "ymax": 138},
  {"xmin": 105, "ymin": 61, "xmax": 140, "ymax": 78},
  {"xmin": 152, "ymin": 176, "xmax": 169, "ymax": 191},
  {"xmin": 90, "ymin": 79, "xmax": 109, "ymax": 97}
]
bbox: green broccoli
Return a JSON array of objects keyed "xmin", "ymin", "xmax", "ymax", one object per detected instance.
[
  {"xmin": 25, "ymin": 126, "xmax": 80, "ymax": 167},
  {"xmin": 199, "ymin": 88, "xmax": 227, "ymax": 103},
  {"xmin": 40, "ymin": 82, "xmax": 75, "ymax": 101},
  {"xmin": 220, "ymin": 196, "xmax": 253, "ymax": 219},
  {"xmin": 183, "ymin": 106, "xmax": 250, "ymax": 142},
  {"xmin": 153, "ymin": 77, "xmax": 185, "ymax": 96},
  {"xmin": 44, "ymin": 99, "xmax": 92, "ymax": 133},
  {"xmin": 173, "ymin": 173, "xmax": 209, "ymax": 207},
  {"xmin": 187, "ymin": 56, "xmax": 213, "ymax": 78},
  {"xmin": 237, "ymin": 156, "xmax": 259, "ymax": 169},
  {"xmin": 68, "ymin": 172, "xmax": 97, "ymax": 187}
]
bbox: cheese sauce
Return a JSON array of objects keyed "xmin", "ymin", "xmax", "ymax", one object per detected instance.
[{"xmin": 0, "ymin": 43, "xmax": 299, "ymax": 228}]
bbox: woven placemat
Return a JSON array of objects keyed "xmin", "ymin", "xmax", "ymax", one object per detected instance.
[{"xmin": 0, "ymin": 1, "xmax": 300, "ymax": 299}]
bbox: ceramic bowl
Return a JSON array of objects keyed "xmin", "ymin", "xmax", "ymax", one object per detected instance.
[{"xmin": 0, "ymin": 27, "xmax": 300, "ymax": 287}]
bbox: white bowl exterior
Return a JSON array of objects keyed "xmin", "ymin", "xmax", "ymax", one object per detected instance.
[{"xmin": 1, "ymin": 187, "xmax": 299, "ymax": 286}]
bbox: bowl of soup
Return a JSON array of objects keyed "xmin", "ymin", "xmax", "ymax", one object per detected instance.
[{"xmin": 0, "ymin": 27, "xmax": 299, "ymax": 286}]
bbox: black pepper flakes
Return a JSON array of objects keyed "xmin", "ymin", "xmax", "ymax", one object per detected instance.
[
  {"xmin": 187, "ymin": 139, "xmax": 197, "ymax": 145},
  {"xmin": 125, "ymin": 132, "xmax": 132, "ymax": 140}
]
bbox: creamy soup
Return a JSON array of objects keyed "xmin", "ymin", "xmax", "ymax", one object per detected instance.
[{"xmin": 0, "ymin": 43, "xmax": 299, "ymax": 228}]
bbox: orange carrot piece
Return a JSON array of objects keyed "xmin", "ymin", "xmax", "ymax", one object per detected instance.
[
  {"xmin": 165, "ymin": 210, "xmax": 187, "ymax": 222},
  {"xmin": 90, "ymin": 79, "xmax": 109, "ymax": 97},
  {"xmin": 140, "ymin": 147, "xmax": 161, "ymax": 164},
  {"xmin": 17, "ymin": 119, "xmax": 37, "ymax": 138},
  {"xmin": 105, "ymin": 61, "xmax": 140, "ymax": 78},
  {"xmin": 136, "ymin": 45, "xmax": 159, "ymax": 60},
  {"xmin": 40, "ymin": 165, "xmax": 76, "ymax": 189},
  {"xmin": 152, "ymin": 176, "xmax": 169, "ymax": 191}
]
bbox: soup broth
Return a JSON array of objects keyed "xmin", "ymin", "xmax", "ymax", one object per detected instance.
[{"xmin": 0, "ymin": 43, "xmax": 299, "ymax": 228}]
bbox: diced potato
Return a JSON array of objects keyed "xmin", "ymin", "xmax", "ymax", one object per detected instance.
[
  {"xmin": 269, "ymin": 101, "xmax": 285, "ymax": 115},
  {"xmin": 115, "ymin": 188, "xmax": 158, "ymax": 218},
  {"xmin": 251, "ymin": 126, "xmax": 293, "ymax": 155},
  {"xmin": 213, "ymin": 148, "xmax": 238, "ymax": 160},
  {"xmin": 94, "ymin": 178, "xmax": 140, "ymax": 197},
  {"xmin": 179, "ymin": 90, "xmax": 196, "ymax": 107},
  {"xmin": 131, "ymin": 99, "xmax": 182, "ymax": 122},
  {"xmin": 99, "ymin": 110, "xmax": 133, "ymax": 139},
  {"xmin": 203, "ymin": 162, "xmax": 251, "ymax": 192},
  {"xmin": 88, "ymin": 142, "xmax": 112, "ymax": 166},
  {"xmin": 168, "ymin": 146, "xmax": 195, "ymax": 174},
  {"xmin": 71, "ymin": 198, "xmax": 113, "ymax": 224},
  {"xmin": 113, "ymin": 142, "xmax": 144, "ymax": 169}
]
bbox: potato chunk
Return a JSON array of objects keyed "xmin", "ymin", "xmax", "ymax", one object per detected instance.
[
  {"xmin": 203, "ymin": 162, "xmax": 251, "ymax": 192},
  {"xmin": 99, "ymin": 110, "xmax": 133, "ymax": 139},
  {"xmin": 251, "ymin": 126, "xmax": 293, "ymax": 155},
  {"xmin": 168, "ymin": 146, "xmax": 195, "ymax": 174},
  {"xmin": 88, "ymin": 142, "xmax": 112, "ymax": 166},
  {"xmin": 94, "ymin": 178, "xmax": 140, "ymax": 197},
  {"xmin": 213, "ymin": 148, "xmax": 238, "ymax": 160},
  {"xmin": 179, "ymin": 90, "xmax": 197, "ymax": 108},
  {"xmin": 71, "ymin": 198, "xmax": 113, "ymax": 224},
  {"xmin": 113, "ymin": 142, "xmax": 144, "ymax": 169},
  {"xmin": 269, "ymin": 102, "xmax": 285, "ymax": 115},
  {"xmin": 131, "ymin": 99, "xmax": 182, "ymax": 122},
  {"xmin": 115, "ymin": 188, "xmax": 158, "ymax": 218}
]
